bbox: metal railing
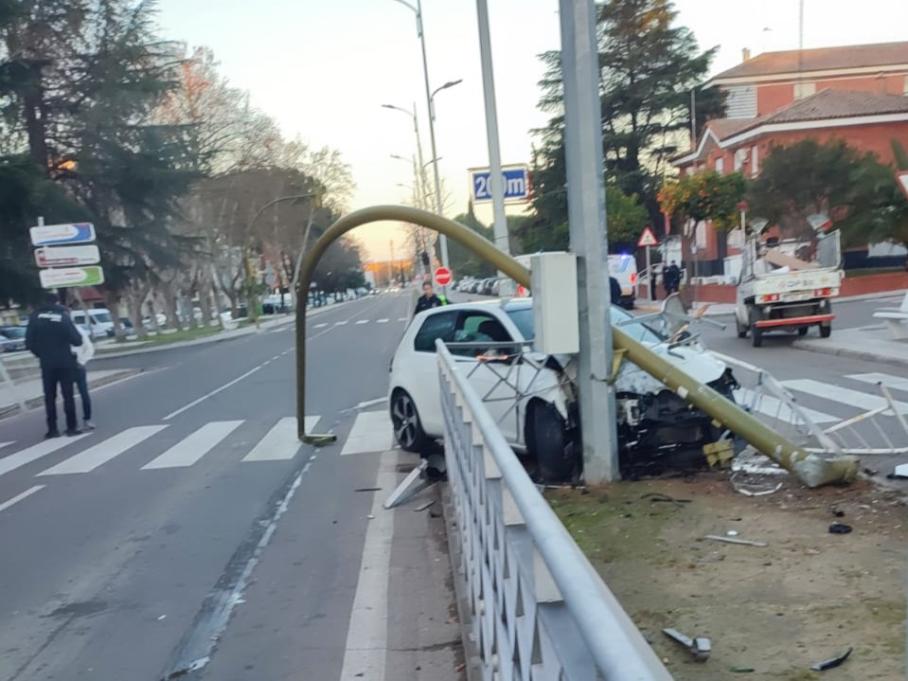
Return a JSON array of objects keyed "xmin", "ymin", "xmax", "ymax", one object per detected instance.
[
  {"xmin": 437, "ymin": 341, "xmax": 671, "ymax": 680},
  {"xmin": 715, "ymin": 351, "xmax": 908, "ymax": 457}
]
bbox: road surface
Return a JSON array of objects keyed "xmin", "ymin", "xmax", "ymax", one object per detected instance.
[{"xmin": 0, "ymin": 291, "xmax": 461, "ymax": 681}]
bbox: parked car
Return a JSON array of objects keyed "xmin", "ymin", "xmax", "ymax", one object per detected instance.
[
  {"xmin": 71, "ymin": 308, "xmax": 115, "ymax": 339},
  {"xmin": 388, "ymin": 298, "xmax": 739, "ymax": 480},
  {"xmin": 0, "ymin": 325, "xmax": 27, "ymax": 352}
]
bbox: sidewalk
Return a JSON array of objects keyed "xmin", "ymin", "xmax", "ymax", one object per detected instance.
[
  {"xmin": 794, "ymin": 323, "xmax": 908, "ymax": 368},
  {"xmin": 0, "ymin": 367, "xmax": 140, "ymax": 417}
]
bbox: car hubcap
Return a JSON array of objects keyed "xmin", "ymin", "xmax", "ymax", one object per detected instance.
[{"xmin": 392, "ymin": 395, "xmax": 417, "ymax": 447}]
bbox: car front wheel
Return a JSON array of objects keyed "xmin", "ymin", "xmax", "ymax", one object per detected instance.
[
  {"xmin": 529, "ymin": 401, "xmax": 576, "ymax": 483},
  {"xmin": 390, "ymin": 390, "xmax": 430, "ymax": 453}
]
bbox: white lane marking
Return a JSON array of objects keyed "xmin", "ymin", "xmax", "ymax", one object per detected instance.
[
  {"xmin": 355, "ymin": 319, "xmax": 369, "ymax": 325},
  {"xmin": 355, "ymin": 397, "xmax": 388, "ymax": 410},
  {"xmin": 847, "ymin": 372, "xmax": 908, "ymax": 394},
  {"xmin": 0, "ymin": 442, "xmax": 13, "ymax": 451},
  {"xmin": 734, "ymin": 388, "xmax": 837, "ymax": 425},
  {"xmin": 338, "ymin": 450, "xmax": 396, "ymax": 681},
  {"xmin": 397, "ymin": 317, "xmax": 409, "ymax": 322},
  {"xmin": 0, "ymin": 485, "xmax": 45, "ymax": 513},
  {"xmin": 0, "ymin": 435, "xmax": 89, "ymax": 478},
  {"xmin": 335, "ymin": 321, "xmax": 349, "ymax": 326},
  {"xmin": 164, "ymin": 364, "xmax": 265, "ymax": 420},
  {"xmin": 315, "ymin": 323, "xmax": 328, "ymax": 329},
  {"xmin": 142, "ymin": 421, "xmax": 244, "ymax": 470},
  {"xmin": 376, "ymin": 318, "xmax": 389, "ymax": 324},
  {"xmin": 783, "ymin": 379, "xmax": 908, "ymax": 415},
  {"xmin": 272, "ymin": 354, "xmax": 280, "ymax": 360},
  {"xmin": 341, "ymin": 411, "xmax": 393, "ymax": 456},
  {"xmin": 242, "ymin": 417, "xmax": 310, "ymax": 462},
  {"xmin": 39, "ymin": 426, "xmax": 167, "ymax": 475}
]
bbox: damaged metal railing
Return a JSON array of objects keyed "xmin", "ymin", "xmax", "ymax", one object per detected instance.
[
  {"xmin": 714, "ymin": 352, "xmax": 908, "ymax": 457},
  {"xmin": 438, "ymin": 341, "xmax": 671, "ymax": 681}
]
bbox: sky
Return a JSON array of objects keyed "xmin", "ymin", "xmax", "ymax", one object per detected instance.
[{"xmin": 154, "ymin": 0, "xmax": 908, "ymax": 261}]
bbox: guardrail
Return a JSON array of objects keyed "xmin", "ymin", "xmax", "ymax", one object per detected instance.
[{"xmin": 437, "ymin": 341, "xmax": 671, "ymax": 680}]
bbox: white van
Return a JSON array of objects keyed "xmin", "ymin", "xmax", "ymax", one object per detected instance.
[
  {"xmin": 608, "ymin": 254, "xmax": 638, "ymax": 309},
  {"xmin": 71, "ymin": 308, "xmax": 115, "ymax": 339}
]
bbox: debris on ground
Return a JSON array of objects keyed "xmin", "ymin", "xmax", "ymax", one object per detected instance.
[
  {"xmin": 413, "ymin": 499, "xmax": 436, "ymax": 512},
  {"xmin": 828, "ymin": 522, "xmax": 852, "ymax": 535},
  {"xmin": 888, "ymin": 463, "xmax": 908, "ymax": 479},
  {"xmin": 704, "ymin": 534, "xmax": 767, "ymax": 547},
  {"xmin": 810, "ymin": 647, "xmax": 852, "ymax": 672},
  {"xmin": 663, "ymin": 627, "xmax": 711, "ymax": 661},
  {"xmin": 353, "ymin": 487, "xmax": 382, "ymax": 492},
  {"xmin": 548, "ymin": 475, "xmax": 906, "ymax": 680}
]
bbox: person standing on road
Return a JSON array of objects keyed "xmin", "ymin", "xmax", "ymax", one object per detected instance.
[
  {"xmin": 415, "ymin": 282, "xmax": 444, "ymax": 314},
  {"xmin": 25, "ymin": 293, "xmax": 84, "ymax": 438},
  {"xmin": 609, "ymin": 276, "xmax": 622, "ymax": 306},
  {"xmin": 72, "ymin": 325, "xmax": 95, "ymax": 430},
  {"xmin": 663, "ymin": 261, "xmax": 681, "ymax": 297}
]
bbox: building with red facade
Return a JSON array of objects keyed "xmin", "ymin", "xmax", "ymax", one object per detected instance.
[{"xmin": 672, "ymin": 42, "xmax": 908, "ymax": 276}]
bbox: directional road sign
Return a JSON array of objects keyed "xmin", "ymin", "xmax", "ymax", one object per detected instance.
[
  {"xmin": 29, "ymin": 222, "xmax": 96, "ymax": 247},
  {"xmin": 637, "ymin": 226, "xmax": 659, "ymax": 248},
  {"xmin": 434, "ymin": 266, "xmax": 452, "ymax": 287},
  {"xmin": 39, "ymin": 266, "xmax": 105, "ymax": 289},
  {"xmin": 469, "ymin": 164, "xmax": 530, "ymax": 203},
  {"xmin": 34, "ymin": 245, "xmax": 101, "ymax": 268}
]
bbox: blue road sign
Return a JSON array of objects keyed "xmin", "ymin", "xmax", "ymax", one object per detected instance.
[
  {"xmin": 470, "ymin": 165, "xmax": 530, "ymax": 203},
  {"xmin": 29, "ymin": 222, "xmax": 96, "ymax": 247}
]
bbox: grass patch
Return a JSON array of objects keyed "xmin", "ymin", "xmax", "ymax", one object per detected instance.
[{"xmin": 141, "ymin": 325, "xmax": 222, "ymax": 345}]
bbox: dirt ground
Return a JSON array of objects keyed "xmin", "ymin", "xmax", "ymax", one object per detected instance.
[{"xmin": 548, "ymin": 473, "xmax": 906, "ymax": 680}]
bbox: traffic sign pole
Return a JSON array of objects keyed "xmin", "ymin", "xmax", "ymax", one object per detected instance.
[{"xmin": 637, "ymin": 226, "xmax": 660, "ymax": 302}]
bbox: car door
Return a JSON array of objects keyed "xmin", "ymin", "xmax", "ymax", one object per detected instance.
[
  {"xmin": 447, "ymin": 310, "xmax": 521, "ymax": 443},
  {"xmin": 409, "ymin": 310, "xmax": 459, "ymax": 436}
]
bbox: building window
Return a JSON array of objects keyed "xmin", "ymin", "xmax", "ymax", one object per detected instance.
[
  {"xmin": 734, "ymin": 149, "xmax": 746, "ymax": 171},
  {"xmin": 794, "ymin": 81, "xmax": 816, "ymax": 99},
  {"xmin": 715, "ymin": 157, "xmax": 724, "ymax": 174},
  {"xmin": 751, "ymin": 145, "xmax": 759, "ymax": 177}
]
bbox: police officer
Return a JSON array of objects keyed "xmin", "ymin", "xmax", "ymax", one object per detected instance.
[
  {"xmin": 25, "ymin": 293, "xmax": 84, "ymax": 438},
  {"xmin": 415, "ymin": 282, "xmax": 445, "ymax": 314}
]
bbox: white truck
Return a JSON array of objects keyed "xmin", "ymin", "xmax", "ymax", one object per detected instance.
[{"xmin": 735, "ymin": 229, "xmax": 843, "ymax": 347}]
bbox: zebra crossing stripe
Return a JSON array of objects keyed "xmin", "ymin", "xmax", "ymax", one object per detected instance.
[
  {"xmin": 241, "ymin": 417, "xmax": 302, "ymax": 462},
  {"xmin": 142, "ymin": 421, "xmax": 243, "ymax": 470},
  {"xmin": 847, "ymin": 372, "xmax": 908, "ymax": 394},
  {"xmin": 0, "ymin": 435, "xmax": 89, "ymax": 478},
  {"xmin": 734, "ymin": 388, "xmax": 837, "ymax": 425},
  {"xmin": 783, "ymin": 379, "xmax": 908, "ymax": 415},
  {"xmin": 39, "ymin": 426, "xmax": 167, "ymax": 475},
  {"xmin": 341, "ymin": 411, "xmax": 393, "ymax": 456},
  {"xmin": 0, "ymin": 485, "xmax": 45, "ymax": 513},
  {"xmin": 0, "ymin": 442, "xmax": 13, "ymax": 451}
]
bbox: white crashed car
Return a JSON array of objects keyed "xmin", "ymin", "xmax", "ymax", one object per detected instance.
[{"xmin": 388, "ymin": 298, "xmax": 738, "ymax": 480}]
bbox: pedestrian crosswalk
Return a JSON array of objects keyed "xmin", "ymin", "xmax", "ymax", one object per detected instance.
[
  {"xmin": 0, "ymin": 411, "xmax": 396, "ymax": 487},
  {"xmin": 733, "ymin": 370, "xmax": 908, "ymax": 429}
]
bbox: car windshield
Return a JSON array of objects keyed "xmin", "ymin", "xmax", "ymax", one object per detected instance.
[
  {"xmin": 505, "ymin": 304, "xmax": 664, "ymax": 344},
  {"xmin": 92, "ymin": 312, "xmax": 112, "ymax": 323},
  {"xmin": 1, "ymin": 327, "xmax": 26, "ymax": 338}
]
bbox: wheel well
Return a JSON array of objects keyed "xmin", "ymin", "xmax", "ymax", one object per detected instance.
[{"xmin": 523, "ymin": 398, "xmax": 548, "ymax": 456}]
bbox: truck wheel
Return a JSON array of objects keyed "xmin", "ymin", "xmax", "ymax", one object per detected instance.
[
  {"xmin": 820, "ymin": 323, "xmax": 832, "ymax": 338},
  {"xmin": 749, "ymin": 307, "xmax": 763, "ymax": 347}
]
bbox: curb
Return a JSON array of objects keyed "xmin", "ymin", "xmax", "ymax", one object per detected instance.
[
  {"xmin": 792, "ymin": 339, "xmax": 908, "ymax": 369},
  {"xmin": 0, "ymin": 367, "xmax": 142, "ymax": 420},
  {"xmin": 93, "ymin": 316, "xmax": 298, "ymax": 360}
]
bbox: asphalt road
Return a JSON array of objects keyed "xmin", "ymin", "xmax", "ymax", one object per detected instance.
[{"xmin": 0, "ymin": 291, "xmax": 461, "ymax": 681}]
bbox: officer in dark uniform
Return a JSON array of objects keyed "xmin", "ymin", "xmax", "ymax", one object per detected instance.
[
  {"xmin": 415, "ymin": 282, "xmax": 444, "ymax": 314},
  {"xmin": 25, "ymin": 293, "xmax": 84, "ymax": 438}
]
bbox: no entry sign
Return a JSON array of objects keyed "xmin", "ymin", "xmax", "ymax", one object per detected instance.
[{"xmin": 434, "ymin": 266, "xmax": 452, "ymax": 287}]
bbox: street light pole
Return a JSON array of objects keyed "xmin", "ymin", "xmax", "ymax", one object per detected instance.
[
  {"xmin": 475, "ymin": 0, "xmax": 508, "ymax": 257},
  {"xmin": 559, "ymin": 0, "xmax": 619, "ymax": 483},
  {"xmin": 391, "ymin": 0, "xmax": 452, "ymax": 268}
]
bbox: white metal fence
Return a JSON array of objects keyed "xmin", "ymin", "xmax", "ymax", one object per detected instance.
[{"xmin": 437, "ymin": 342, "xmax": 671, "ymax": 681}]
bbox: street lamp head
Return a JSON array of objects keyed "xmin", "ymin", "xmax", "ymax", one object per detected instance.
[{"xmin": 441, "ymin": 79, "xmax": 463, "ymax": 90}]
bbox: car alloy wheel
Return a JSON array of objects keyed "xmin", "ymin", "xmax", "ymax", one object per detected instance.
[{"xmin": 391, "ymin": 391, "xmax": 425, "ymax": 451}]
